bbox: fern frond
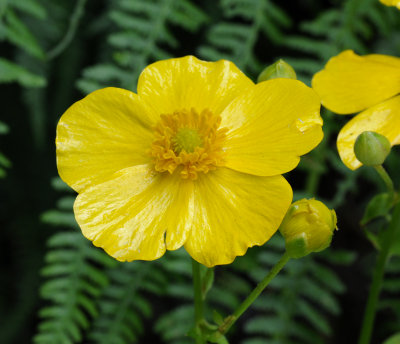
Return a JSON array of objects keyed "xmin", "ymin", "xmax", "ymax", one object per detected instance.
[
  {"xmin": 282, "ymin": 0, "xmax": 399, "ymax": 83},
  {"xmin": 0, "ymin": 57, "xmax": 46, "ymax": 87},
  {"xmin": 154, "ymin": 247, "xmax": 255, "ymax": 344},
  {"xmin": 155, "ymin": 305, "xmax": 193, "ymax": 344},
  {"xmin": 7, "ymin": 0, "xmax": 47, "ymax": 20},
  {"xmin": 153, "ymin": 249, "xmax": 194, "ymax": 343},
  {"xmin": 88, "ymin": 262, "xmax": 158, "ymax": 344},
  {"xmin": 241, "ymin": 235, "xmax": 353, "ymax": 344},
  {"xmin": 35, "ymin": 176, "xmax": 117, "ymax": 344},
  {"xmin": 0, "ymin": 1, "xmax": 47, "ymax": 87},
  {"xmin": 379, "ymin": 256, "xmax": 400, "ymax": 337},
  {"xmin": 77, "ymin": 0, "xmax": 208, "ymax": 94},
  {"xmin": 34, "ymin": 232, "xmax": 116, "ymax": 344},
  {"xmin": 198, "ymin": 0, "xmax": 291, "ymax": 75},
  {"xmin": 3, "ymin": 8, "xmax": 45, "ymax": 59}
]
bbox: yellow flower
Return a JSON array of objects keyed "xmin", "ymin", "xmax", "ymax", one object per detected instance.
[
  {"xmin": 56, "ymin": 56, "xmax": 323, "ymax": 267},
  {"xmin": 279, "ymin": 199, "xmax": 337, "ymax": 258},
  {"xmin": 380, "ymin": 0, "xmax": 400, "ymax": 9},
  {"xmin": 312, "ymin": 50, "xmax": 400, "ymax": 170}
]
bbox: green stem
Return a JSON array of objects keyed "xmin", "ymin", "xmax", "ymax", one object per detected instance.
[
  {"xmin": 358, "ymin": 200, "xmax": 400, "ymax": 344},
  {"xmin": 192, "ymin": 260, "xmax": 204, "ymax": 344},
  {"xmin": 218, "ymin": 252, "xmax": 291, "ymax": 335},
  {"xmin": 46, "ymin": 0, "xmax": 87, "ymax": 60},
  {"xmin": 374, "ymin": 165, "xmax": 394, "ymax": 195}
]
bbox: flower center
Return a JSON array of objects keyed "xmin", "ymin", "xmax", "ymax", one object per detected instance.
[
  {"xmin": 150, "ymin": 108, "xmax": 227, "ymax": 180},
  {"xmin": 172, "ymin": 128, "xmax": 203, "ymax": 154}
]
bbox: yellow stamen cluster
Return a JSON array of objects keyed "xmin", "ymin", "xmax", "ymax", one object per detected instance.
[{"xmin": 150, "ymin": 108, "xmax": 228, "ymax": 180}]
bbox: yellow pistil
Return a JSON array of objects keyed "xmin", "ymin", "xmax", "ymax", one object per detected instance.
[
  {"xmin": 150, "ymin": 108, "xmax": 228, "ymax": 180},
  {"xmin": 172, "ymin": 128, "xmax": 203, "ymax": 154}
]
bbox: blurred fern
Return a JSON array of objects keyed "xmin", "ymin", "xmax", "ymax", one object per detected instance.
[
  {"xmin": 241, "ymin": 236, "xmax": 355, "ymax": 344},
  {"xmin": 86, "ymin": 252, "xmax": 191, "ymax": 344},
  {"xmin": 77, "ymin": 0, "xmax": 208, "ymax": 94},
  {"xmin": 0, "ymin": 120, "xmax": 11, "ymax": 178},
  {"xmin": 282, "ymin": 0, "xmax": 400, "ymax": 83},
  {"xmin": 153, "ymin": 235, "xmax": 354, "ymax": 344},
  {"xmin": 34, "ymin": 179, "xmax": 113, "ymax": 344},
  {"xmin": 0, "ymin": 0, "xmax": 47, "ymax": 87},
  {"xmin": 378, "ymin": 256, "xmax": 400, "ymax": 339},
  {"xmin": 198, "ymin": 0, "xmax": 291, "ymax": 75},
  {"xmin": 87, "ymin": 262, "xmax": 155, "ymax": 344},
  {"xmin": 34, "ymin": 231, "xmax": 116, "ymax": 344},
  {"xmin": 155, "ymin": 249, "xmax": 254, "ymax": 344}
]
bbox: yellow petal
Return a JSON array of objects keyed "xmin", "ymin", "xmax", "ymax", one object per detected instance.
[
  {"xmin": 365, "ymin": 53, "xmax": 400, "ymax": 68},
  {"xmin": 312, "ymin": 50, "xmax": 400, "ymax": 114},
  {"xmin": 221, "ymin": 78, "xmax": 323, "ymax": 176},
  {"xmin": 137, "ymin": 56, "xmax": 254, "ymax": 116},
  {"xmin": 380, "ymin": 0, "xmax": 400, "ymax": 9},
  {"xmin": 56, "ymin": 87, "xmax": 155, "ymax": 193},
  {"xmin": 337, "ymin": 95, "xmax": 400, "ymax": 170},
  {"xmin": 184, "ymin": 168, "xmax": 293, "ymax": 267},
  {"xmin": 74, "ymin": 164, "xmax": 194, "ymax": 261}
]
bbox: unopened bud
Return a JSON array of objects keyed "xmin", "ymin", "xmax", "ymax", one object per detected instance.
[
  {"xmin": 354, "ymin": 131, "xmax": 391, "ymax": 166},
  {"xmin": 279, "ymin": 199, "xmax": 337, "ymax": 258},
  {"xmin": 257, "ymin": 59, "xmax": 297, "ymax": 83}
]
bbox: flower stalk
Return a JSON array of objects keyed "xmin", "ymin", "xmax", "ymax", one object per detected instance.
[
  {"xmin": 217, "ymin": 252, "xmax": 291, "ymax": 336},
  {"xmin": 374, "ymin": 165, "xmax": 394, "ymax": 196},
  {"xmin": 192, "ymin": 260, "xmax": 205, "ymax": 344},
  {"xmin": 358, "ymin": 199, "xmax": 400, "ymax": 344}
]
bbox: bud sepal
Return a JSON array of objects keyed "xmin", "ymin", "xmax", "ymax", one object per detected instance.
[{"xmin": 257, "ymin": 59, "xmax": 297, "ymax": 83}]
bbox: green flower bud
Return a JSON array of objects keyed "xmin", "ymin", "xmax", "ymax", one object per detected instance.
[
  {"xmin": 354, "ymin": 131, "xmax": 391, "ymax": 166},
  {"xmin": 257, "ymin": 59, "xmax": 297, "ymax": 83},
  {"xmin": 279, "ymin": 199, "xmax": 337, "ymax": 258}
]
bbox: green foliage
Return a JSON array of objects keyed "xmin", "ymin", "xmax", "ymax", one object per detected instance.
[
  {"xmin": 34, "ymin": 178, "xmax": 114, "ymax": 344},
  {"xmin": 383, "ymin": 332, "xmax": 400, "ymax": 344},
  {"xmin": 34, "ymin": 230, "xmax": 117, "ymax": 344},
  {"xmin": 240, "ymin": 236, "xmax": 354, "ymax": 344},
  {"xmin": 198, "ymin": 0, "xmax": 291, "ymax": 75},
  {"xmin": 0, "ymin": 120, "xmax": 11, "ymax": 178},
  {"xmin": 77, "ymin": 0, "xmax": 208, "ymax": 93},
  {"xmin": 0, "ymin": 0, "xmax": 47, "ymax": 87},
  {"xmin": 361, "ymin": 192, "xmax": 393, "ymax": 226},
  {"xmin": 153, "ymin": 236, "xmax": 353, "ymax": 344},
  {"xmin": 282, "ymin": 0, "xmax": 400, "ymax": 83},
  {"xmin": 155, "ymin": 250, "xmax": 256, "ymax": 344},
  {"xmin": 379, "ymin": 256, "xmax": 400, "ymax": 337},
  {"xmin": 88, "ymin": 262, "xmax": 155, "ymax": 344},
  {"xmin": 0, "ymin": 57, "xmax": 46, "ymax": 87}
]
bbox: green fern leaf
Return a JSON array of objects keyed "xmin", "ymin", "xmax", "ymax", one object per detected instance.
[
  {"xmin": 77, "ymin": 0, "xmax": 207, "ymax": 93},
  {"xmin": 240, "ymin": 236, "xmax": 350, "ymax": 344},
  {"xmin": 199, "ymin": 0, "xmax": 290, "ymax": 74},
  {"xmin": 88, "ymin": 261, "xmax": 163, "ymax": 344},
  {"xmin": 0, "ymin": 57, "xmax": 46, "ymax": 87},
  {"xmin": 4, "ymin": 9, "xmax": 45, "ymax": 59},
  {"xmin": 34, "ymin": 231, "xmax": 116, "ymax": 344},
  {"xmin": 11, "ymin": 0, "xmax": 47, "ymax": 20}
]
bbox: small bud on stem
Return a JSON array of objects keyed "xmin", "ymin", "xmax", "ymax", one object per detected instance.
[
  {"xmin": 354, "ymin": 131, "xmax": 391, "ymax": 166},
  {"xmin": 279, "ymin": 199, "xmax": 337, "ymax": 258}
]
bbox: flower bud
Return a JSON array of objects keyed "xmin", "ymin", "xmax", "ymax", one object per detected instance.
[
  {"xmin": 354, "ymin": 131, "xmax": 391, "ymax": 166},
  {"xmin": 279, "ymin": 199, "xmax": 337, "ymax": 258},
  {"xmin": 257, "ymin": 59, "xmax": 297, "ymax": 83}
]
